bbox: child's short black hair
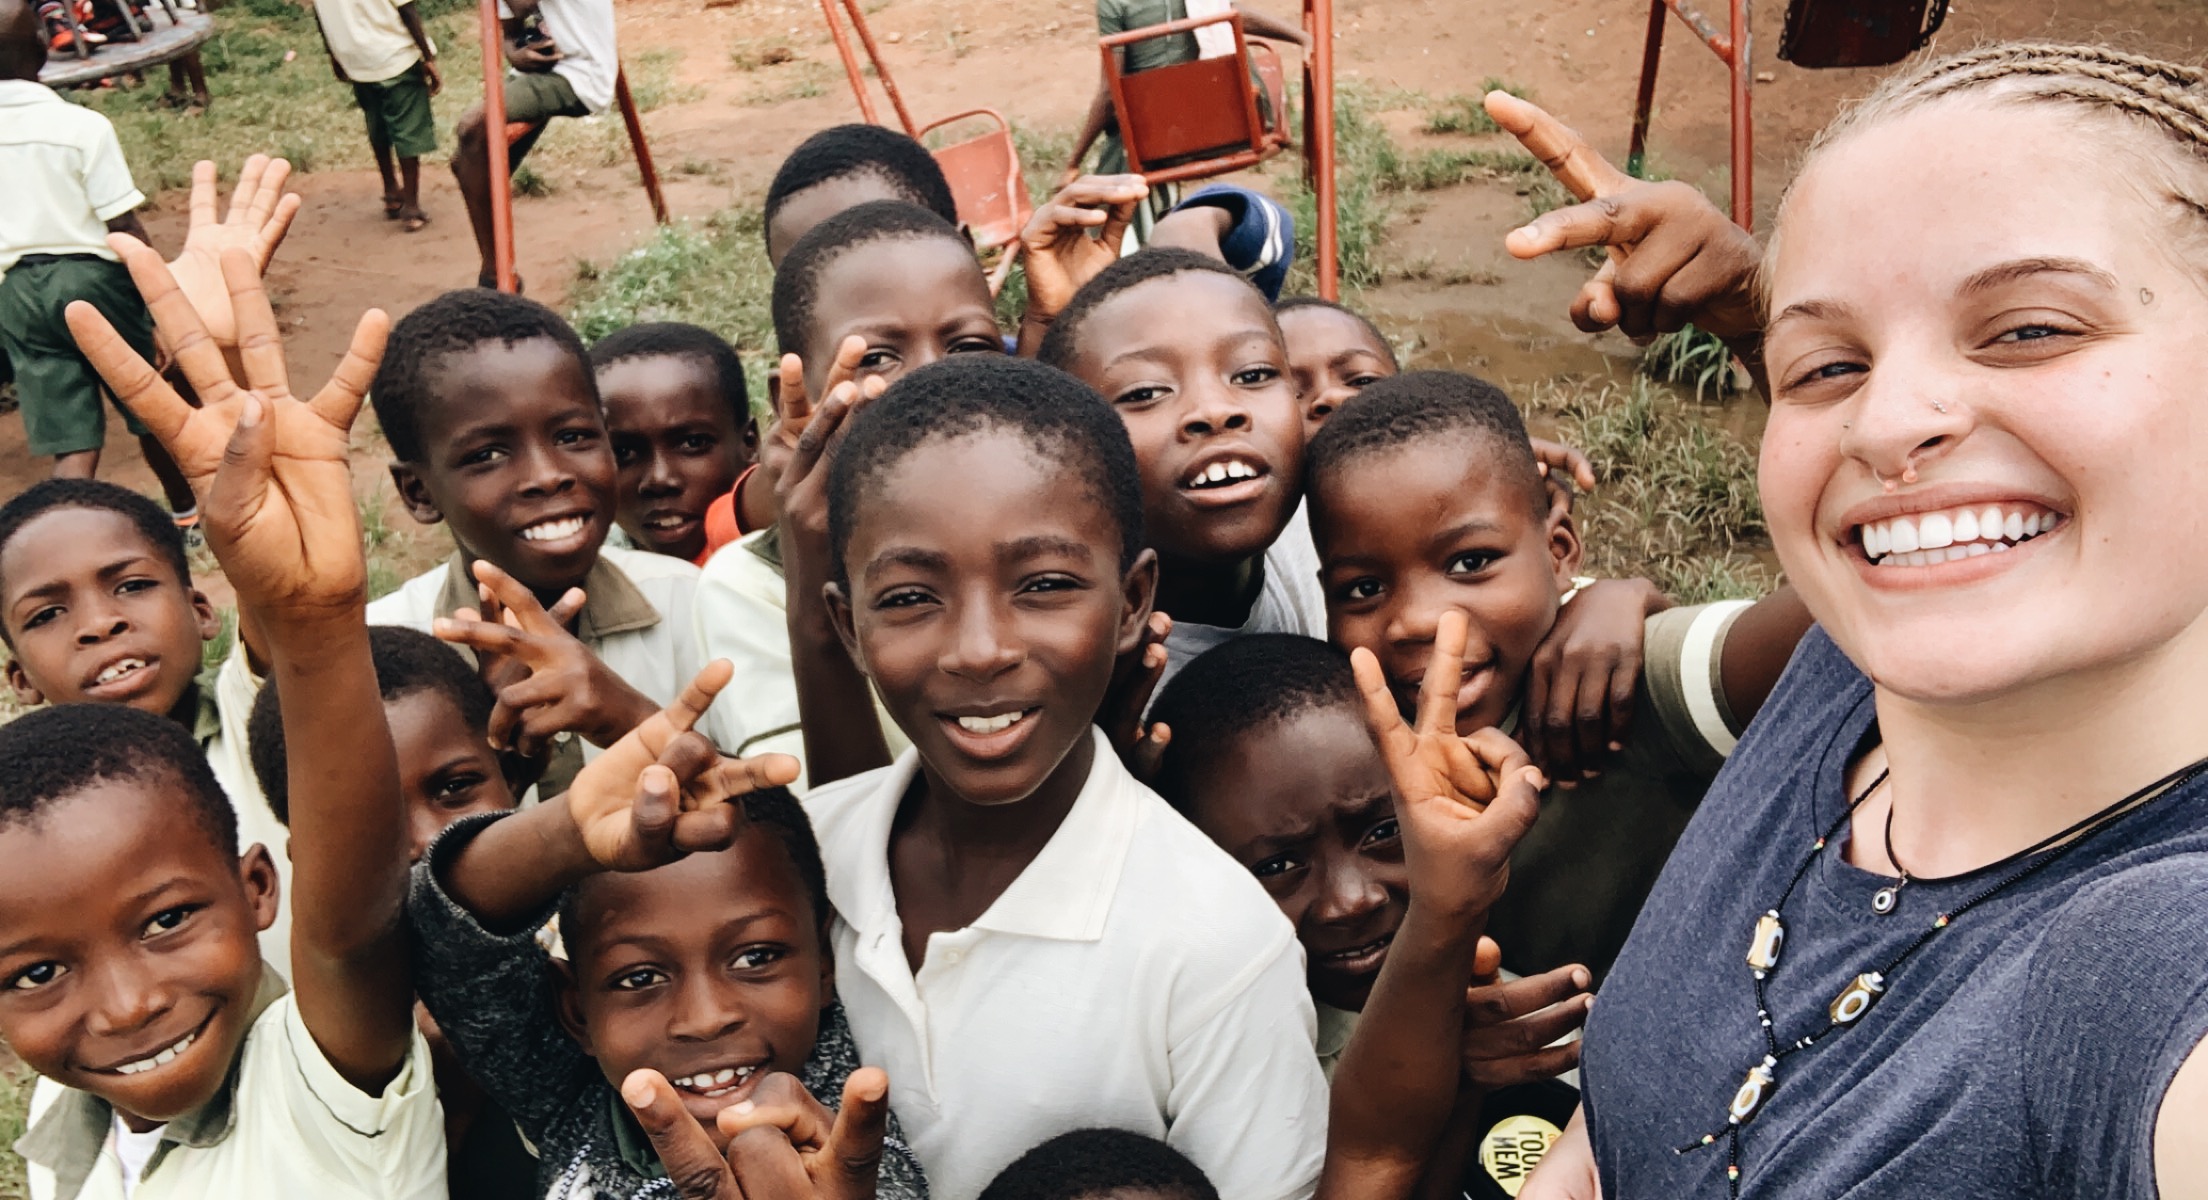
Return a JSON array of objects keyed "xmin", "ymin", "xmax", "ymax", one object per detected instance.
[
  {"xmin": 1148, "ymin": 634, "xmax": 1363, "ymax": 815},
  {"xmin": 1304, "ymin": 369, "xmax": 1545, "ymax": 519},
  {"xmin": 589, "ymin": 321, "xmax": 751, "ymax": 424},
  {"xmin": 826, "ymin": 357, "xmax": 1143, "ymax": 587},
  {"xmin": 1036, "ymin": 248, "xmax": 1265, "ymax": 371},
  {"xmin": 0, "ymin": 478, "xmax": 190, "ymax": 603},
  {"xmin": 558, "ymin": 785, "xmax": 828, "ymax": 933},
  {"xmin": 1274, "ymin": 294, "xmax": 1401, "ymax": 369},
  {"xmin": 370, "ymin": 289, "xmax": 596, "ymax": 463},
  {"xmin": 977, "ymin": 1129, "xmax": 1220, "ymax": 1200},
  {"xmin": 246, "ymin": 626, "xmax": 496, "ymax": 826},
  {"xmin": 770, "ymin": 200, "xmax": 973, "ymax": 358},
  {"xmin": 763, "ymin": 123, "xmax": 960, "ymax": 241},
  {"xmin": 0, "ymin": 703, "xmax": 235, "ymax": 854}
]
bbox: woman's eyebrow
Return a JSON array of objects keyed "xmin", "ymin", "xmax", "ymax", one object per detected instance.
[{"xmin": 1958, "ymin": 256, "xmax": 2119, "ymax": 297}]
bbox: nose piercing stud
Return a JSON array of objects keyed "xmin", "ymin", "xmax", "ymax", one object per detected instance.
[{"xmin": 1930, "ymin": 399, "xmax": 1948, "ymax": 414}]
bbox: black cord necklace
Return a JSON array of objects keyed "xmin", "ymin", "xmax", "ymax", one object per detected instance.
[{"xmin": 1677, "ymin": 749, "xmax": 2208, "ymax": 1197}]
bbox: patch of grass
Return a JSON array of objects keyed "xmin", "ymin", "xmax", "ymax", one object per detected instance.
[
  {"xmin": 568, "ymin": 208, "xmax": 776, "ymax": 414},
  {"xmin": 729, "ymin": 36, "xmax": 799, "ymax": 72},
  {"xmin": 2, "ymin": 1044, "xmax": 31, "ymax": 1200},
  {"xmin": 1421, "ymin": 79, "xmax": 1526, "ymax": 135},
  {"xmin": 742, "ymin": 59, "xmax": 832, "ymax": 106},
  {"xmin": 1527, "ymin": 376, "xmax": 1772, "ymax": 603},
  {"xmin": 511, "ymin": 163, "xmax": 554, "ymax": 197},
  {"xmin": 1641, "ymin": 324, "xmax": 1741, "ymax": 403},
  {"xmin": 626, "ymin": 47, "xmax": 702, "ymax": 111},
  {"xmin": 1011, "ymin": 123, "xmax": 1073, "ymax": 205},
  {"xmin": 1383, "ymin": 146, "xmax": 1539, "ymax": 192}
]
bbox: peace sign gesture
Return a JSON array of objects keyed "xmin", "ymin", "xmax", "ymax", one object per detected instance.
[
  {"xmin": 434, "ymin": 560, "xmax": 658, "ymax": 753},
  {"xmin": 561, "ymin": 660, "xmax": 801, "ymax": 872},
  {"xmin": 623, "ymin": 1066, "xmax": 894, "ymax": 1200},
  {"xmin": 65, "ymin": 237, "xmax": 384, "ymax": 621},
  {"xmin": 1352, "ymin": 610, "xmax": 1545, "ymax": 920},
  {"xmin": 1486, "ymin": 92, "xmax": 1761, "ymax": 343}
]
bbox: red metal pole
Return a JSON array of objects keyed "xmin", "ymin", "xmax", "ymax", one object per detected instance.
[
  {"xmin": 1307, "ymin": 0, "xmax": 1336, "ymax": 300},
  {"xmin": 615, "ymin": 69, "xmax": 670, "ymax": 225},
  {"xmin": 480, "ymin": 0, "xmax": 515, "ymax": 292},
  {"xmin": 818, "ymin": 0, "xmax": 879, "ymax": 125},
  {"xmin": 1627, "ymin": 0, "xmax": 1665, "ymax": 177},
  {"xmin": 840, "ymin": 0, "xmax": 918, "ymax": 137},
  {"xmin": 1728, "ymin": 0, "xmax": 1752, "ymax": 229}
]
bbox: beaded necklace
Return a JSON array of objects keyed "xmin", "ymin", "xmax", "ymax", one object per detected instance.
[{"xmin": 1677, "ymin": 749, "xmax": 2208, "ymax": 1197}]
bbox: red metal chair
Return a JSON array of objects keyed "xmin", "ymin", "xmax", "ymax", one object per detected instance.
[
  {"xmin": 917, "ymin": 108, "xmax": 1034, "ymax": 292},
  {"xmin": 1626, "ymin": 0, "xmax": 1753, "ymax": 230},
  {"xmin": 1099, "ymin": 12, "xmax": 1289, "ymax": 184}
]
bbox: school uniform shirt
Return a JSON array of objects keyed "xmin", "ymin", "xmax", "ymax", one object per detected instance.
[
  {"xmin": 367, "ymin": 547, "xmax": 706, "ymax": 797},
  {"xmin": 313, "ymin": 0, "xmax": 427, "ymax": 84},
  {"xmin": 17, "ymin": 970, "xmax": 446, "ymax": 1200},
  {"xmin": 495, "ymin": 0, "xmax": 617, "ymax": 113},
  {"xmin": 692, "ymin": 528, "xmax": 909, "ymax": 790},
  {"xmin": 1156, "ymin": 502, "xmax": 1327, "ymax": 693},
  {"xmin": 808, "ymin": 728, "xmax": 1331, "ymax": 1200},
  {"xmin": 0, "ymin": 81, "xmax": 143, "ymax": 274},
  {"xmin": 1486, "ymin": 600, "xmax": 1754, "ymax": 982}
]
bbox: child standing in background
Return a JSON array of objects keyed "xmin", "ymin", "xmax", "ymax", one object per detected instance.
[{"xmin": 313, "ymin": 0, "xmax": 441, "ymax": 232}]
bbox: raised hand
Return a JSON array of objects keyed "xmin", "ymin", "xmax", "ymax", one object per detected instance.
[
  {"xmin": 1352, "ymin": 609, "xmax": 1545, "ymax": 920},
  {"xmin": 1098, "ymin": 611, "xmax": 1173, "ymax": 782},
  {"xmin": 745, "ymin": 338, "xmax": 870, "ymax": 534},
  {"xmin": 1462, "ymin": 961, "xmax": 1593, "ymax": 1089},
  {"xmin": 623, "ymin": 1067, "xmax": 892, "ymax": 1200},
  {"xmin": 1019, "ymin": 173, "xmax": 1148, "ymax": 325},
  {"xmin": 562, "ymin": 661, "xmax": 800, "ymax": 872},
  {"xmin": 1524, "ymin": 578, "xmax": 1664, "ymax": 784},
  {"xmin": 163, "ymin": 156, "xmax": 303, "ymax": 354},
  {"xmin": 435, "ymin": 560, "xmax": 656, "ymax": 752},
  {"xmin": 65, "ymin": 239, "xmax": 382, "ymax": 620},
  {"xmin": 1486, "ymin": 92, "xmax": 1760, "ymax": 343}
]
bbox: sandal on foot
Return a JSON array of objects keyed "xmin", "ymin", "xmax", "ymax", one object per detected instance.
[
  {"xmin": 401, "ymin": 209, "xmax": 429, "ymax": 233},
  {"xmin": 383, "ymin": 195, "xmax": 404, "ymax": 220}
]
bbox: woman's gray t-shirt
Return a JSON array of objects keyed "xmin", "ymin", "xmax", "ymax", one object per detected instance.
[{"xmin": 1583, "ymin": 626, "xmax": 2208, "ymax": 1198}]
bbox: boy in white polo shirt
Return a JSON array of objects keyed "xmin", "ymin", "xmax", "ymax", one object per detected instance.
[
  {"xmin": 449, "ymin": 0, "xmax": 617, "ymax": 287},
  {"xmin": 801, "ymin": 356, "xmax": 1328, "ymax": 1200},
  {"xmin": 312, "ymin": 0, "xmax": 440, "ymax": 231},
  {"xmin": 0, "ymin": 0, "xmax": 193, "ymax": 518}
]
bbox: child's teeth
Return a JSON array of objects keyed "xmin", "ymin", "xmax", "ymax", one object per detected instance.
[
  {"xmin": 114, "ymin": 1030, "xmax": 195, "ymax": 1075},
  {"xmin": 957, "ymin": 711, "xmax": 1026, "ymax": 734},
  {"xmin": 95, "ymin": 659, "xmax": 146, "ymax": 684},
  {"xmin": 522, "ymin": 516, "xmax": 587, "ymax": 542}
]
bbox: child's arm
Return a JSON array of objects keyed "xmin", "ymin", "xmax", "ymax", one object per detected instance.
[
  {"xmin": 1523, "ymin": 577, "xmax": 1668, "ymax": 781},
  {"xmin": 1717, "ymin": 584, "xmax": 1813, "ymax": 725},
  {"xmin": 1063, "ymin": 64, "xmax": 1120, "ymax": 185},
  {"xmin": 777, "ymin": 363, "xmax": 895, "ymax": 788},
  {"xmin": 623, "ymin": 1068, "xmax": 895, "ymax": 1200},
  {"xmin": 394, "ymin": 1, "xmax": 442, "ymax": 93},
  {"xmin": 1319, "ymin": 610, "xmax": 1547, "ymax": 1200},
  {"xmin": 67, "ymin": 240, "xmax": 415, "ymax": 1092},
  {"xmin": 433, "ymin": 561, "xmax": 662, "ymax": 755},
  {"xmin": 1232, "ymin": 3, "xmax": 1309, "ymax": 48},
  {"xmin": 1486, "ymin": 93, "xmax": 1765, "ymax": 388}
]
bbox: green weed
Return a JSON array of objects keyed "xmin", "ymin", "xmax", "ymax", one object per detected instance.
[
  {"xmin": 568, "ymin": 209, "xmax": 776, "ymax": 416},
  {"xmin": 1641, "ymin": 324, "xmax": 1741, "ymax": 403},
  {"xmin": 512, "ymin": 163, "xmax": 553, "ymax": 197},
  {"xmin": 742, "ymin": 60, "xmax": 832, "ymax": 106},
  {"xmin": 1421, "ymin": 79, "xmax": 1526, "ymax": 135},
  {"xmin": 1, "ymin": 1045, "xmax": 30, "ymax": 1200},
  {"xmin": 626, "ymin": 47, "xmax": 702, "ymax": 111},
  {"xmin": 729, "ymin": 37, "xmax": 798, "ymax": 72}
]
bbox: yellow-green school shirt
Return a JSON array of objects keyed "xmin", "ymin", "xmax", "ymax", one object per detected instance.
[{"xmin": 18, "ymin": 969, "xmax": 447, "ymax": 1200}]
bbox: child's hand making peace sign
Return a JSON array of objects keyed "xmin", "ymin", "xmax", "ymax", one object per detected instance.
[{"xmin": 623, "ymin": 1065, "xmax": 894, "ymax": 1200}]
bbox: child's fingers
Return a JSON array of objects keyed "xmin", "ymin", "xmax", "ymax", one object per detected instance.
[
  {"xmin": 818, "ymin": 334, "xmax": 869, "ymax": 401},
  {"xmin": 620, "ymin": 1070, "xmax": 741, "ymax": 1200},
  {"xmin": 630, "ymin": 763, "xmax": 684, "ymax": 858},
  {"xmin": 1095, "ymin": 196, "xmax": 1141, "ymax": 265},
  {"xmin": 1466, "ymin": 728, "xmax": 1543, "ymax": 791},
  {"xmin": 1569, "ymin": 260, "xmax": 1625, "ymax": 333},
  {"xmin": 1473, "ymin": 935, "xmax": 1504, "ymax": 983},
  {"xmin": 546, "ymin": 587, "xmax": 588, "ymax": 629},
  {"xmin": 305, "ymin": 308, "xmax": 390, "ymax": 434},
  {"xmin": 1416, "ymin": 609, "xmax": 1471, "ymax": 737},
  {"xmin": 1506, "ymin": 197, "xmax": 1651, "ymax": 263},
  {"xmin": 1466, "ymin": 1000, "xmax": 1590, "ymax": 1066},
  {"xmin": 1466, "ymin": 1039, "xmax": 1583, "ymax": 1090},
  {"xmin": 206, "ymin": 393, "xmax": 274, "ymax": 536},
  {"xmin": 1467, "ymin": 963, "xmax": 1592, "ymax": 1027},
  {"xmin": 820, "ymin": 1066, "xmax": 890, "ymax": 1198},
  {"xmin": 188, "ymin": 159, "xmax": 220, "ymax": 231},
  {"xmin": 1485, "ymin": 91, "xmax": 1631, "ymax": 203},
  {"xmin": 775, "ymin": 353, "xmax": 813, "ymax": 431},
  {"xmin": 432, "ymin": 614, "xmax": 528, "ymax": 660},
  {"xmin": 257, "ymin": 192, "xmax": 304, "ymax": 270},
  {"xmin": 1351, "ymin": 645, "xmax": 1415, "ymax": 754},
  {"xmin": 1606, "ymin": 655, "xmax": 1640, "ymax": 754},
  {"xmin": 1049, "ymin": 173, "xmax": 1150, "ymax": 207},
  {"xmin": 714, "ymin": 1073, "xmax": 833, "ymax": 1147},
  {"xmin": 63, "ymin": 301, "xmax": 193, "ymax": 448},
  {"xmin": 226, "ymin": 154, "xmax": 265, "ymax": 225},
  {"xmin": 472, "ymin": 559, "xmax": 565, "ymax": 635},
  {"xmin": 705, "ymin": 751, "xmax": 803, "ymax": 799},
  {"xmin": 218, "ymin": 247, "xmax": 288, "ymax": 396},
  {"xmin": 653, "ymin": 729, "xmax": 724, "ymax": 794},
  {"xmin": 656, "ymin": 660, "xmax": 737, "ymax": 737},
  {"xmin": 110, "ymin": 233, "xmax": 231, "ymax": 402}
]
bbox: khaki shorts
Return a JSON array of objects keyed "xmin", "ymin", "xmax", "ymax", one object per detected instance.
[
  {"xmin": 0, "ymin": 254, "xmax": 153, "ymax": 457},
  {"xmin": 503, "ymin": 69, "xmax": 588, "ymax": 127},
  {"xmin": 354, "ymin": 63, "xmax": 438, "ymax": 160}
]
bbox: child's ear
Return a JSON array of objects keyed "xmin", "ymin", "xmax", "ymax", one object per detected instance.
[
  {"xmin": 388, "ymin": 462, "xmax": 444, "ymax": 526},
  {"xmin": 5, "ymin": 659, "xmax": 46, "ymax": 708},
  {"xmin": 190, "ymin": 589, "xmax": 222, "ymax": 644},
  {"xmin": 814, "ymin": 919, "xmax": 837, "ymax": 1005},
  {"xmin": 741, "ymin": 414, "xmax": 761, "ymax": 461},
  {"xmin": 824, "ymin": 582, "xmax": 863, "ymax": 672},
  {"xmin": 237, "ymin": 843, "xmax": 281, "ymax": 933},
  {"xmin": 550, "ymin": 957, "xmax": 597, "ymax": 1055},
  {"xmin": 1546, "ymin": 507, "xmax": 1585, "ymax": 591},
  {"xmin": 1114, "ymin": 548, "xmax": 1161, "ymax": 656}
]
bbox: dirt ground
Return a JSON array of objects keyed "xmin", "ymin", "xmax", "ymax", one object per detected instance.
[{"xmin": 8, "ymin": 0, "xmax": 2208, "ymax": 568}]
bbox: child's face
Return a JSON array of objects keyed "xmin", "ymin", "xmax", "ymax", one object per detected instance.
[
  {"xmin": 0, "ymin": 781, "xmax": 277, "ymax": 1128},
  {"xmin": 557, "ymin": 827, "xmax": 830, "ymax": 1150},
  {"xmin": 1278, "ymin": 306, "xmax": 1396, "ymax": 435},
  {"xmin": 831, "ymin": 430, "xmax": 1152, "ymax": 809},
  {"xmin": 766, "ymin": 175, "xmax": 918, "ymax": 266},
  {"xmin": 1183, "ymin": 706, "xmax": 1406, "ymax": 1013},
  {"xmin": 798, "ymin": 237, "xmax": 1001, "ymax": 404},
  {"xmin": 1, "ymin": 508, "xmax": 219, "ymax": 718},
  {"xmin": 1761, "ymin": 101, "xmax": 2208, "ymax": 706},
  {"xmin": 386, "ymin": 688, "xmax": 517, "ymax": 863},
  {"xmin": 601, "ymin": 354, "xmax": 750, "ymax": 563},
  {"xmin": 1066, "ymin": 273, "xmax": 1304, "ymax": 567},
  {"xmin": 391, "ymin": 338, "xmax": 618, "ymax": 599},
  {"xmin": 1315, "ymin": 440, "xmax": 1579, "ymax": 735}
]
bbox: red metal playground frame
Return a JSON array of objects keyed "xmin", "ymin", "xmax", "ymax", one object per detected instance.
[
  {"xmin": 818, "ymin": 0, "xmax": 1341, "ymax": 300},
  {"xmin": 478, "ymin": 0, "xmax": 669, "ymax": 294},
  {"xmin": 1628, "ymin": 0, "xmax": 1753, "ymax": 230}
]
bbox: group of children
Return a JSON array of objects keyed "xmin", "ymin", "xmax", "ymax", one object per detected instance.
[{"xmin": 0, "ymin": 34, "xmax": 1816, "ymax": 1200}]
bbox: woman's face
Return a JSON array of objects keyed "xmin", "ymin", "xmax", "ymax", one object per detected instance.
[{"xmin": 1760, "ymin": 99, "xmax": 2208, "ymax": 706}]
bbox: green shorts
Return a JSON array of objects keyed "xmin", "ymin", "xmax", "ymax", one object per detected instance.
[
  {"xmin": 0, "ymin": 254, "xmax": 153, "ymax": 458},
  {"xmin": 503, "ymin": 68, "xmax": 588, "ymax": 128},
  {"xmin": 353, "ymin": 63, "xmax": 438, "ymax": 160}
]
